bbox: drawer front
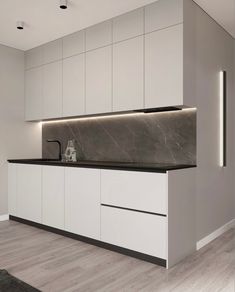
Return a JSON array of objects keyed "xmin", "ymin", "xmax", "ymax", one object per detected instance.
[
  {"xmin": 101, "ymin": 170, "xmax": 167, "ymax": 214},
  {"xmin": 101, "ymin": 206, "xmax": 167, "ymax": 259}
]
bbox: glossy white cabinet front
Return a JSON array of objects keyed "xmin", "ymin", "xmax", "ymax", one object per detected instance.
[{"xmin": 65, "ymin": 168, "xmax": 101, "ymax": 240}]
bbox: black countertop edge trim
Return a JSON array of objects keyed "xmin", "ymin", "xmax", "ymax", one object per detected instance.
[
  {"xmin": 101, "ymin": 204, "xmax": 167, "ymax": 217},
  {"xmin": 9, "ymin": 215, "xmax": 166, "ymax": 268},
  {"xmin": 7, "ymin": 160, "xmax": 197, "ymax": 173}
]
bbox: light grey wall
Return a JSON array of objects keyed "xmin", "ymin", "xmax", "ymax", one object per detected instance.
[
  {"xmin": 0, "ymin": 44, "xmax": 42, "ymax": 216},
  {"xmin": 184, "ymin": 0, "xmax": 235, "ymax": 241}
]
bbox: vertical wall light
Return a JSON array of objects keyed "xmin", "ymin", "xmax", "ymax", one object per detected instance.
[{"xmin": 219, "ymin": 70, "xmax": 227, "ymax": 167}]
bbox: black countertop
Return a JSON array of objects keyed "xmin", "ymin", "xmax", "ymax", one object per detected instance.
[{"xmin": 8, "ymin": 159, "xmax": 196, "ymax": 173}]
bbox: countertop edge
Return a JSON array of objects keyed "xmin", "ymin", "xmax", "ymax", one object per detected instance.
[{"xmin": 8, "ymin": 159, "xmax": 197, "ymax": 173}]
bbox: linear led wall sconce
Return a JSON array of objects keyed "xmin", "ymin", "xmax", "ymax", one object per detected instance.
[{"xmin": 219, "ymin": 70, "xmax": 227, "ymax": 167}]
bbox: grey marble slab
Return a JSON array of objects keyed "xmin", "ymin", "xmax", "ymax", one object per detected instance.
[{"xmin": 42, "ymin": 109, "xmax": 196, "ymax": 165}]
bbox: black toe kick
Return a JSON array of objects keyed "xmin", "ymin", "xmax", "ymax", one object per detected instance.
[{"xmin": 9, "ymin": 215, "xmax": 166, "ymax": 268}]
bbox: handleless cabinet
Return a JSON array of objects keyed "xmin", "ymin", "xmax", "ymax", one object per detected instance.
[
  {"xmin": 65, "ymin": 168, "xmax": 101, "ymax": 240},
  {"xmin": 113, "ymin": 8, "xmax": 144, "ymax": 43},
  {"xmin": 25, "ymin": 67, "xmax": 43, "ymax": 121},
  {"xmin": 145, "ymin": 0, "xmax": 183, "ymax": 33},
  {"xmin": 63, "ymin": 30, "xmax": 85, "ymax": 58},
  {"xmin": 101, "ymin": 170, "xmax": 167, "ymax": 214},
  {"xmin": 42, "ymin": 166, "xmax": 65, "ymax": 229},
  {"xmin": 86, "ymin": 46, "xmax": 112, "ymax": 115},
  {"xmin": 113, "ymin": 36, "xmax": 144, "ymax": 111},
  {"xmin": 25, "ymin": 46, "xmax": 43, "ymax": 70},
  {"xmin": 101, "ymin": 206, "xmax": 167, "ymax": 259},
  {"xmin": 43, "ymin": 61, "xmax": 63, "ymax": 119},
  {"xmin": 42, "ymin": 39, "xmax": 62, "ymax": 64},
  {"xmin": 63, "ymin": 54, "xmax": 85, "ymax": 117},
  {"xmin": 17, "ymin": 164, "xmax": 42, "ymax": 223},
  {"xmin": 145, "ymin": 24, "xmax": 183, "ymax": 108},
  {"xmin": 86, "ymin": 20, "xmax": 112, "ymax": 51},
  {"xmin": 8, "ymin": 163, "xmax": 17, "ymax": 216}
]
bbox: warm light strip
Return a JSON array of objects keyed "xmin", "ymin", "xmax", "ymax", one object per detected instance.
[
  {"xmin": 219, "ymin": 71, "xmax": 226, "ymax": 167},
  {"xmin": 41, "ymin": 112, "xmax": 145, "ymax": 124},
  {"xmin": 40, "ymin": 107, "xmax": 197, "ymax": 125}
]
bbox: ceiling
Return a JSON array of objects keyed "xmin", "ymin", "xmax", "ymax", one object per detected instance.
[{"xmin": 0, "ymin": 0, "xmax": 234, "ymax": 51}]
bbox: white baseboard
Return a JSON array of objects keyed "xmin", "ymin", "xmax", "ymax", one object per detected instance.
[
  {"xmin": 0, "ymin": 214, "xmax": 9, "ymax": 221},
  {"xmin": 197, "ymin": 219, "xmax": 235, "ymax": 250}
]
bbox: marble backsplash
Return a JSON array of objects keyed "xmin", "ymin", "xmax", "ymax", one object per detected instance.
[{"xmin": 42, "ymin": 109, "xmax": 196, "ymax": 165}]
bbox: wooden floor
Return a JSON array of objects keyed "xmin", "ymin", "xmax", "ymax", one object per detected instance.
[{"xmin": 0, "ymin": 220, "xmax": 234, "ymax": 292}]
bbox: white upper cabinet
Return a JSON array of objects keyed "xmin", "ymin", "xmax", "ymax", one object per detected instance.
[
  {"xmin": 86, "ymin": 20, "xmax": 112, "ymax": 51},
  {"xmin": 42, "ymin": 39, "xmax": 62, "ymax": 64},
  {"xmin": 145, "ymin": 0, "xmax": 183, "ymax": 33},
  {"xmin": 43, "ymin": 61, "xmax": 63, "ymax": 119},
  {"xmin": 113, "ymin": 8, "xmax": 144, "ymax": 43},
  {"xmin": 25, "ymin": 46, "xmax": 43, "ymax": 69},
  {"xmin": 65, "ymin": 168, "xmax": 101, "ymax": 240},
  {"xmin": 42, "ymin": 166, "xmax": 65, "ymax": 230},
  {"xmin": 63, "ymin": 54, "xmax": 85, "ymax": 117},
  {"xmin": 25, "ymin": 67, "xmax": 43, "ymax": 121},
  {"xmin": 86, "ymin": 46, "xmax": 112, "ymax": 115},
  {"xmin": 113, "ymin": 36, "xmax": 144, "ymax": 111},
  {"xmin": 145, "ymin": 24, "xmax": 183, "ymax": 108},
  {"xmin": 63, "ymin": 30, "xmax": 85, "ymax": 58},
  {"xmin": 17, "ymin": 164, "xmax": 42, "ymax": 223}
]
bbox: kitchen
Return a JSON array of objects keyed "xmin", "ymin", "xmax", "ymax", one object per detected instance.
[{"xmin": 0, "ymin": 0, "xmax": 235, "ymax": 291}]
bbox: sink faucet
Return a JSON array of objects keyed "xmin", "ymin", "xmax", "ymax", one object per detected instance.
[{"xmin": 47, "ymin": 139, "xmax": 62, "ymax": 161}]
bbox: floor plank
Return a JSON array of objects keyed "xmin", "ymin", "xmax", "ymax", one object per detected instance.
[{"xmin": 0, "ymin": 220, "xmax": 234, "ymax": 292}]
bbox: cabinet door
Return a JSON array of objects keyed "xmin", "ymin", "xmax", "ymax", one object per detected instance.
[
  {"xmin": 101, "ymin": 206, "xmax": 167, "ymax": 259},
  {"xmin": 101, "ymin": 170, "xmax": 167, "ymax": 215},
  {"xmin": 113, "ymin": 8, "xmax": 144, "ymax": 43},
  {"xmin": 42, "ymin": 39, "xmax": 62, "ymax": 64},
  {"xmin": 17, "ymin": 164, "xmax": 42, "ymax": 223},
  {"xmin": 8, "ymin": 163, "xmax": 17, "ymax": 216},
  {"xmin": 63, "ymin": 54, "xmax": 85, "ymax": 117},
  {"xmin": 43, "ymin": 61, "xmax": 63, "ymax": 119},
  {"xmin": 25, "ymin": 46, "xmax": 43, "ymax": 69},
  {"xmin": 145, "ymin": 0, "xmax": 183, "ymax": 33},
  {"xmin": 145, "ymin": 24, "xmax": 183, "ymax": 108},
  {"xmin": 25, "ymin": 67, "xmax": 43, "ymax": 121},
  {"xmin": 86, "ymin": 20, "xmax": 112, "ymax": 51},
  {"xmin": 63, "ymin": 30, "xmax": 85, "ymax": 58},
  {"xmin": 65, "ymin": 168, "xmax": 100, "ymax": 240},
  {"xmin": 113, "ymin": 36, "xmax": 144, "ymax": 111},
  {"xmin": 42, "ymin": 166, "xmax": 65, "ymax": 229},
  {"xmin": 86, "ymin": 46, "xmax": 112, "ymax": 115}
]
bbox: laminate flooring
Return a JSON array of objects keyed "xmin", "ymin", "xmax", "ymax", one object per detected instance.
[{"xmin": 0, "ymin": 220, "xmax": 234, "ymax": 292}]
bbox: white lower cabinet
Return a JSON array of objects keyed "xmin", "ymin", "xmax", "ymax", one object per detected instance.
[
  {"xmin": 101, "ymin": 170, "xmax": 167, "ymax": 214},
  {"xmin": 17, "ymin": 164, "xmax": 42, "ymax": 223},
  {"xmin": 8, "ymin": 163, "xmax": 17, "ymax": 216},
  {"xmin": 64, "ymin": 168, "xmax": 101, "ymax": 240},
  {"xmin": 8, "ymin": 163, "xmax": 195, "ymax": 268},
  {"xmin": 42, "ymin": 166, "xmax": 65, "ymax": 229},
  {"xmin": 101, "ymin": 206, "xmax": 167, "ymax": 259}
]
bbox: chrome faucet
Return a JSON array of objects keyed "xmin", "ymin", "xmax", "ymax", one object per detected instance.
[{"xmin": 47, "ymin": 139, "xmax": 62, "ymax": 161}]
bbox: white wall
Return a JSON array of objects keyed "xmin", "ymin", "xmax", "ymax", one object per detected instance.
[
  {"xmin": 0, "ymin": 44, "xmax": 41, "ymax": 216},
  {"xmin": 184, "ymin": 0, "xmax": 235, "ymax": 241}
]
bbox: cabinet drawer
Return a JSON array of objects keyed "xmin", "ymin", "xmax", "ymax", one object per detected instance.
[
  {"xmin": 101, "ymin": 206, "xmax": 167, "ymax": 259},
  {"xmin": 101, "ymin": 170, "xmax": 167, "ymax": 215}
]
